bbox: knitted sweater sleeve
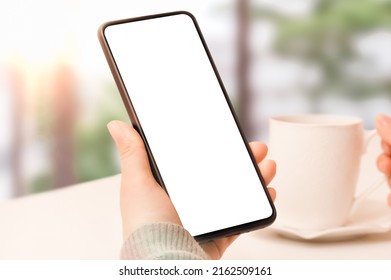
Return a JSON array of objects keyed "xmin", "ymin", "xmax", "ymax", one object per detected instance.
[{"xmin": 120, "ymin": 223, "xmax": 209, "ymax": 260}]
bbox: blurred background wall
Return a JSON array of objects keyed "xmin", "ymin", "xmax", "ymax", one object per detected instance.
[{"xmin": 0, "ymin": 0, "xmax": 390, "ymax": 200}]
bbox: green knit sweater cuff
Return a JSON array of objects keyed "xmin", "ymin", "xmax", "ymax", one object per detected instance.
[{"xmin": 120, "ymin": 223, "xmax": 209, "ymax": 260}]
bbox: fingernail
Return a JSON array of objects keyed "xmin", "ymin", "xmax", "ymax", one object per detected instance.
[
  {"xmin": 107, "ymin": 120, "xmax": 120, "ymax": 136},
  {"xmin": 107, "ymin": 120, "xmax": 130, "ymax": 141}
]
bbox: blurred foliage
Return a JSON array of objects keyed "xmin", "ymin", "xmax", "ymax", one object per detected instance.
[
  {"xmin": 28, "ymin": 81, "xmax": 129, "ymax": 193},
  {"xmin": 74, "ymin": 82, "xmax": 129, "ymax": 182},
  {"xmin": 252, "ymin": 0, "xmax": 391, "ymax": 100},
  {"xmin": 30, "ymin": 173, "xmax": 53, "ymax": 194}
]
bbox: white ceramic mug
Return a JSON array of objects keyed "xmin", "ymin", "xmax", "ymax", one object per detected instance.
[{"xmin": 268, "ymin": 114, "xmax": 384, "ymax": 230}]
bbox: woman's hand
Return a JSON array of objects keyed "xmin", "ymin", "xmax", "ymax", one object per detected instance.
[
  {"xmin": 376, "ymin": 114, "xmax": 391, "ymax": 206},
  {"xmin": 108, "ymin": 120, "xmax": 276, "ymax": 259}
]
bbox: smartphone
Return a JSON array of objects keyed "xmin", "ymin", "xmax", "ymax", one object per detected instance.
[{"xmin": 98, "ymin": 11, "xmax": 276, "ymax": 242}]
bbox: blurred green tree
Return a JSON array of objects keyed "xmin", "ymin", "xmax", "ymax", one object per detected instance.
[
  {"xmin": 74, "ymin": 82, "xmax": 128, "ymax": 183},
  {"xmin": 30, "ymin": 81, "xmax": 128, "ymax": 194},
  {"xmin": 252, "ymin": 0, "xmax": 391, "ymax": 110}
]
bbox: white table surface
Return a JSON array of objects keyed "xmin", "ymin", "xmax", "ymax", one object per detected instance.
[{"xmin": 0, "ymin": 136, "xmax": 390, "ymax": 259}]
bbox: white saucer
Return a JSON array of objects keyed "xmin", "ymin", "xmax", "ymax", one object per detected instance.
[{"xmin": 271, "ymin": 199, "xmax": 391, "ymax": 242}]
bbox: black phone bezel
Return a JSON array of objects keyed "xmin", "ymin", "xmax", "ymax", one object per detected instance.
[{"xmin": 98, "ymin": 11, "xmax": 276, "ymax": 243}]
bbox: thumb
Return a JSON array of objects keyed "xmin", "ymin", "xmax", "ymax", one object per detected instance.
[{"xmin": 107, "ymin": 120, "xmax": 154, "ymax": 184}]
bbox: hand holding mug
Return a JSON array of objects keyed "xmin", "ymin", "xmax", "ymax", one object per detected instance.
[{"xmin": 375, "ymin": 114, "xmax": 391, "ymax": 207}]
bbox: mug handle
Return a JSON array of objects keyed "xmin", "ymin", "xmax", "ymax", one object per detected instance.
[{"xmin": 350, "ymin": 130, "xmax": 386, "ymax": 214}]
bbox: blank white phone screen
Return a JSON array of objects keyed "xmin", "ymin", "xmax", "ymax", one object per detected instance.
[{"xmin": 104, "ymin": 14, "xmax": 273, "ymax": 236}]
